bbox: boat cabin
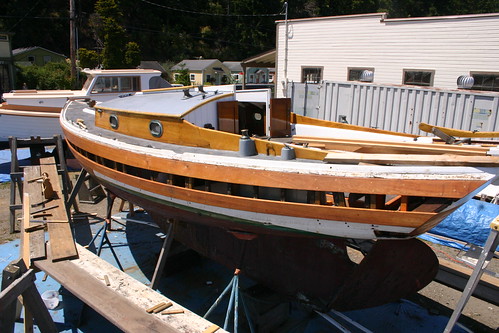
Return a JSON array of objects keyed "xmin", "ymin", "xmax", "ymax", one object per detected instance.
[{"xmin": 81, "ymin": 68, "xmax": 171, "ymax": 95}]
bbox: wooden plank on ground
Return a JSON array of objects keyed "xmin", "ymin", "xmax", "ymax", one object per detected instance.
[
  {"xmin": 39, "ymin": 157, "xmax": 77, "ymax": 261},
  {"xmin": 23, "ymin": 166, "xmax": 46, "ymax": 261},
  {"xmin": 436, "ymin": 258, "xmax": 499, "ymax": 306},
  {"xmin": 34, "ymin": 244, "xmax": 225, "ymax": 333},
  {"xmin": 324, "ymin": 152, "xmax": 499, "ymax": 166}
]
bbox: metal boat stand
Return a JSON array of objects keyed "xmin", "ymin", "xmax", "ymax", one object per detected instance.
[
  {"xmin": 444, "ymin": 216, "xmax": 499, "ymax": 332},
  {"xmin": 204, "ymin": 268, "xmax": 256, "ymax": 333},
  {"xmin": 86, "ymin": 189, "xmax": 124, "ymax": 271}
]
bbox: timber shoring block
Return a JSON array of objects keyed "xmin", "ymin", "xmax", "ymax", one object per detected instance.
[{"xmin": 39, "ymin": 157, "xmax": 78, "ymax": 261}]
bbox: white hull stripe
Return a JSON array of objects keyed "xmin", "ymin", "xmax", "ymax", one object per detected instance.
[{"xmin": 94, "ymin": 171, "xmax": 415, "ymax": 239}]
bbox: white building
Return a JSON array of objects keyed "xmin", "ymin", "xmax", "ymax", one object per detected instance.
[{"xmin": 275, "ymin": 12, "xmax": 499, "ymax": 97}]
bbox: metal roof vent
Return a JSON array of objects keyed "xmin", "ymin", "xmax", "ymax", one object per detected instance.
[
  {"xmin": 457, "ymin": 75, "xmax": 474, "ymax": 89},
  {"xmin": 359, "ymin": 70, "xmax": 374, "ymax": 82}
]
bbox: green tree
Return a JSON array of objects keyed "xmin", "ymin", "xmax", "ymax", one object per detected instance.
[
  {"xmin": 95, "ymin": 0, "xmax": 127, "ymax": 68},
  {"xmin": 174, "ymin": 65, "xmax": 191, "ymax": 86},
  {"xmin": 78, "ymin": 48, "xmax": 100, "ymax": 69},
  {"xmin": 124, "ymin": 42, "xmax": 141, "ymax": 68}
]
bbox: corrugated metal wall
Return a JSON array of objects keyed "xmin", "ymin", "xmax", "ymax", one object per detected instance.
[{"xmin": 289, "ymin": 81, "xmax": 499, "ymax": 136}]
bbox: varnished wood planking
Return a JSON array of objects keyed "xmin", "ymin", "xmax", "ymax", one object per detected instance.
[
  {"xmin": 39, "ymin": 157, "xmax": 78, "ymax": 261},
  {"xmin": 292, "ymin": 113, "xmax": 419, "ymax": 138},
  {"xmin": 293, "ymin": 136, "xmax": 491, "ymax": 156},
  {"xmin": 65, "ymin": 133, "xmax": 486, "ymax": 198},
  {"xmin": 0, "ymin": 103, "xmax": 61, "ymax": 113},
  {"xmin": 71, "ymin": 147, "xmax": 438, "ymax": 229},
  {"xmin": 324, "ymin": 152, "xmax": 499, "ymax": 166},
  {"xmin": 94, "ymin": 107, "xmax": 326, "ymax": 160}
]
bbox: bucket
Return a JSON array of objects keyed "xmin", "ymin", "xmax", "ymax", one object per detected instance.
[{"xmin": 41, "ymin": 290, "xmax": 59, "ymax": 310}]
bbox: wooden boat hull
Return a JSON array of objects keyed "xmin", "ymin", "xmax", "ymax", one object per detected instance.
[
  {"xmin": 59, "ymin": 88, "xmax": 499, "ymax": 311},
  {"xmin": 70, "ymin": 143, "xmax": 439, "ymax": 311}
]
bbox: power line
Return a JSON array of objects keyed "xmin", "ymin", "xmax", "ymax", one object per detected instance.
[{"xmin": 139, "ymin": 0, "xmax": 284, "ymax": 17}]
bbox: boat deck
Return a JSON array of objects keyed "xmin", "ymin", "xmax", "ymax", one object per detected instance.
[{"xmin": 65, "ymin": 100, "xmax": 319, "ymax": 164}]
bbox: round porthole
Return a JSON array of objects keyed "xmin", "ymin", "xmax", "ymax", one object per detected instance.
[
  {"xmin": 149, "ymin": 120, "xmax": 163, "ymax": 138},
  {"xmin": 254, "ymin": 113, "xmax": 262, "ymax": 121},
  {"xmin": 109, "ymin": 114, "xmax": 119, "ymax": 129}
]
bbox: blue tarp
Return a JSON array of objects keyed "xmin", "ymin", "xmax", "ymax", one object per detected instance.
[
  {"xmin": 0, "ymin": 148, "xmax": 31, "ymax": 182},
  {"xmin": 421, "ymin": 199, "xmax": 499, "ymax": 251}
]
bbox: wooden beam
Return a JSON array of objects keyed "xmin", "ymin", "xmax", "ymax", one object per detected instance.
[
  {"xmin": 34, "ymin": 245, "xmax": 221, "ymax": 333},
  {"xmin": 39, "ymin": 157, "xmax": 78, "ymax": 262},
  {"xmin": 0, "ymin": 262, "xmax": 22, "ymax": 333},
  {"xmin": 0, "ymin": 270, "xmax": 35, "ymax": 312},
  {"xmin": 293, "ymin": 136, "xmax": 491, "ymax": 156},
  {"xmin": 23, "ymin": 166, "xmax": 46, "ymax": 262},
  {"xmin": 324, "ymin": 152, "xmax": 499, "ymax": 166}
]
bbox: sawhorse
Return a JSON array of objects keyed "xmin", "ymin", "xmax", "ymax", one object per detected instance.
[
  {"xmin": 444, "ymin": 216, "xmax": 499, "ymax": 332},
  {"xmin": 0, "ymin": 259, "xmax": 57, "ymax": 333}
]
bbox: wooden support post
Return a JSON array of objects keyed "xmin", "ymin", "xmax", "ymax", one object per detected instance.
[
  {"xmin": 151, "ymin": 221, "xmax": 175, "ymax": 290},
  {"xmin": 9, "ymin": 136, "xmax": 22, "ymax": 234}
]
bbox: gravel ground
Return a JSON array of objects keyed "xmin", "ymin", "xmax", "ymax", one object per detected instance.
[{"xmin": 0, "ymin": 179, "xmax": 497, "ymax": 331}]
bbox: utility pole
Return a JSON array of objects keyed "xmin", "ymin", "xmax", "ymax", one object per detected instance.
[
  {"xmin": 283, "ymin": 2, "xmax": 288, "ymax": 97},
  {"xmin": 69, "ymin": 0, "xmax": 77, "ymax": 87}
]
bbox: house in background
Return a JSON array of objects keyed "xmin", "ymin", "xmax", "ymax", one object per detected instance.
[
  {"xmin": 12, "ymin": 46, "xmax": 66, "ymax": 67},
  {"xmin": 275, "ymin": 12, "xmax": 499, "ymax": 97},
  {"xmin": 222, "ymin": 61, "xmax": 243, "ymax": 83},
  {"xmin": 171, "ymin": 59, "xmax": 231, "ymax": 85},
  {"xmin": 0, "ymin": 32, "xmax": 15, "ymax": 94},
  {"xmin": 241, "ymin": 49, "xmax": 275, "ymax": 89}
]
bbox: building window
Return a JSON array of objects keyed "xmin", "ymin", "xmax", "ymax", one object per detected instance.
[
  {"xmin": 403, "ymin": 69, "xmax": 434, "ymax": 87},
  {"xmin": 470, "ymin": 72, "xmax": 499, "ymax": 92},
  {"xmin": 28, "ymin": 56, "xmax": 35, "ymax": 64},
  {"xmin": 190, "ymin": 74, "xmax": 195, "ymax": 81},
  {"xmin": 174, "ymin": 73, "xmax": 180, "ymax": 81},
  {"xmin": 302, "ymin": 67, "xmax": 323, "ymax": 84},
  {"xmin": 348, "ymin": 68, "xmax": 374, "ymax": 82}
]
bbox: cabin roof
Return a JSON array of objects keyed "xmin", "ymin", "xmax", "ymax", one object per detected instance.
[
  {"xmin": 97, "ymin": 89, "xmax": 232, "ymax": 118},
  {"xmin": 81, "ymin": 68, "xmax": 161, "ymax": 76}
]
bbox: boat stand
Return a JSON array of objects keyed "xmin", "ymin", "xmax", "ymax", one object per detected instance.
[
  {"xmin": 150, "ymin": 220, "xmax": 174, "ymax": 290},
  {"xmin": 204, "ymin": 269, "xmax": 255, "ymax": 333},
  {"xmin": 444, "ymin": 216, "xmax": 499, "ymax": 333},
  {"xmin": 86, "ymin": 189, "xmax": 124, "ymax": 271}
]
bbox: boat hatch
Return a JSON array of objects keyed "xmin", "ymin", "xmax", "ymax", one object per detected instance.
[{"xmin": 217, "ymin": 98, "xmax": 291, "ymax": 137}]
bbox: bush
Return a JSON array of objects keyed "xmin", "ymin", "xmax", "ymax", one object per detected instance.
[{"xmin": 16, "ymin": 62, "xmax": 73, "ymax": 90}]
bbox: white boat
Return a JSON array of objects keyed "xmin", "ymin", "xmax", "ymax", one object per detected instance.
[{"xmin": 0, "ymin": 68, "xmax": 171, "ymax": 143}]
